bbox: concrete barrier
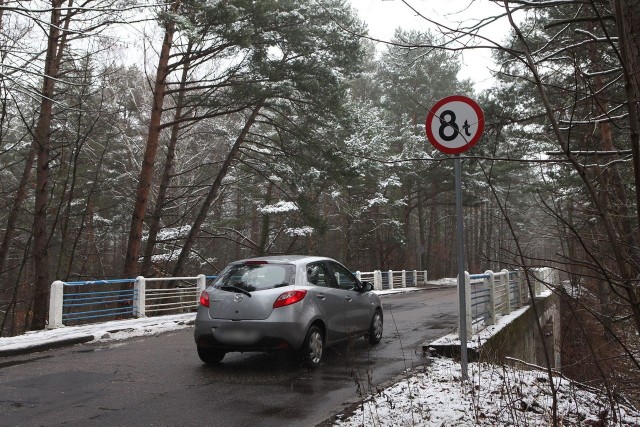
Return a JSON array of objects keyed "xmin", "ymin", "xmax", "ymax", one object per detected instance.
[{"xmin": 425, "ymin": 291, "xmax": 559, "ymax": 367}]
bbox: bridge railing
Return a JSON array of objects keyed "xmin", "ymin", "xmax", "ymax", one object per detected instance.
[
  {"xmin": 463, "ymin": 267, "xmax": 560, "ymax": 339},
  {"xmin": 47, "ymin": 275, "xmax": 213, "ymax": 329},
  {"xmin": 47, "ymin": 267, "xmax": 428, "ymax": 328},
  {"xmin": 355, "ymin": 269, "xmax": 428, "ymax": 290}
]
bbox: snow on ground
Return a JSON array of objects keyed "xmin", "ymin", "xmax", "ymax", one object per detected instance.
[
  {"xmin": 334, "ymin": 357, "xmax": 640, "ymax": 426},
  {"xmin": 427, "ymin": 278, "xmax": 458, "ymax": 287},
  {"xmin": 431, "ymin": 305, "xmax": 530, "ymax": 350},
  {"xmin": 0, "ymin": 313, "xmax": 195, "ymax": 353}
]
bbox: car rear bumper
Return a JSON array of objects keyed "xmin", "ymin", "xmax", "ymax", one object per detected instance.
[{"xmin": 193, "ymin": 307, "xmax": 310, "ymax": 352}]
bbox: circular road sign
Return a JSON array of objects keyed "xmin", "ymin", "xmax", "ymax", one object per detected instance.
[{"xmin": 425, "ymin": 95, "xmax": 485, "ymax": 154}]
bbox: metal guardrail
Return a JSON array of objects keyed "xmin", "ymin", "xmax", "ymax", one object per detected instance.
[
  {"xmin": 355, "ymin": 269, "xmax": 428, "ymax": 290},
  {"xmin": 47, "ymin": 275, "xmax": 216, "ymax": 329},
  {"xmin": 462, "ymin": 267, "xmax": 560, "ymax": 339},
  {"xmin": 55, "ymin": 278, "xmax": 138, "ymax": 325}
]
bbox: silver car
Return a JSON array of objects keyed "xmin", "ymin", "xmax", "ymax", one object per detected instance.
[{"xmin": 194, "ymin": 255, "xmax": 383, "ymax": 368}]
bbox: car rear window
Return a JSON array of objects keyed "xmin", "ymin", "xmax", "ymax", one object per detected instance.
[{"xmin": 212, "ymin": 263, "xmax": 295, "ymax": 292}]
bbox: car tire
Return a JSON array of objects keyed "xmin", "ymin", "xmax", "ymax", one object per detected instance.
[
  {"xmin": 300, "ymin": 325, "xmax": 324, "ymax": 368},
  {"xmin": 367, "ymin": 310, "xmax": 383, "ymax": 345},
  {"xmin": 197, "ymin": 346, "xmax": 226, "ymax": 365}
]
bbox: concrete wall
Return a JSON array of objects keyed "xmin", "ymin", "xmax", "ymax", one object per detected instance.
[
  {"xmin": 424, "ymin": 292, "xmax": 560, "ymax": 368},
  {"xmin": 478, "ymin": 293, "xmax": 559, "ymax": 367}
]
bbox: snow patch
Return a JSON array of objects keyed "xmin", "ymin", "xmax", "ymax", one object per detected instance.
[
  {"xmin": 258, "ymin": 201, "xmax": 298, "ymax": 214},
  {"xmin": 156, "ymin": 225, "xmax": 191, "ymax": 242},
  {"xmin": 285, "ymin": 226, "xmax": 314, "ymax": 236},
  {"xmin": 335, "ymin": 358, "xmax": 640, "ymax": 426}
]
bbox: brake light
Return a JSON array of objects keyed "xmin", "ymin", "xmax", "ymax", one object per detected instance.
[
  {"xmin": 273, "ymin": 290, "xmax": 307, "ymax": 308},
  {"xmin": 245, "ymin": 260, "xmax": 268, "ymax": 265},
  {"xmin": 199, "ymin": 290, "xmax": 210, "ymax": 307}
]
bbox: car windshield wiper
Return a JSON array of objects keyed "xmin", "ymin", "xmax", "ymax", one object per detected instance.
[{"xmin": 219, "ymin": 285, "xmax": 252, "ymax": 297}]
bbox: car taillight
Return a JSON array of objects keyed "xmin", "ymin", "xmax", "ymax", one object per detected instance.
[
  {"xmin": 199, "ymin": 290, "xmax": 210, "ymax": 308},
  {"xmin": 273, "ymin": 290, "xmax": 307, "ymax": 308}
]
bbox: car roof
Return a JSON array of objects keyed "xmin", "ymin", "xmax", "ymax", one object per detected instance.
[{"xmin": 231, "ymin": 255, "xmax": 335, "ymax": 266}]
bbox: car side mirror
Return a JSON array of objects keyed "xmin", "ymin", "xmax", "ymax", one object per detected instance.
[{"xmin": 359, "ymin": 281, "xmax": 373, "ymax": 292}]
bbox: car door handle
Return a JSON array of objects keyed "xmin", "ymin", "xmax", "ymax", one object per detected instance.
[{"xmin": 317, "ymin": 294, "xmax": 326, "ymax": 300}]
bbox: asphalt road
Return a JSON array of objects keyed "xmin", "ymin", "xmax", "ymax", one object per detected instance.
[{"xmin": 0, "ymin": 287, "xmax": 457, "ymax": 427}]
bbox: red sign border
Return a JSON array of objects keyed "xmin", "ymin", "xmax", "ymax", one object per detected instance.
[{"xmin": 425, "ymin": 95, "xmax": 485, "ymax": 155}]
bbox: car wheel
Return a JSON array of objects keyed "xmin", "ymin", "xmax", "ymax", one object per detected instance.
[
  {"xmin": 300, "ymin": 325, "xmax": 324, "ymax": 368},
  {"xmin": 197, "ymin": 346, "xmax": 226, "ymax": 365},
  {"xmin": 368, "ymin": 310, "xmax": 383, "ymax": 345}
]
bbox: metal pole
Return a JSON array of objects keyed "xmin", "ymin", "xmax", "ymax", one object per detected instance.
[{"xmin": 455, "ymin": 155, "xmax": 469, "ymax": 380}]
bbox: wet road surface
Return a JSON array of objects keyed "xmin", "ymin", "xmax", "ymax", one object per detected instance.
[{"xmin": 0, "ymin": 287, "xmax": 457, "ymax": 426}]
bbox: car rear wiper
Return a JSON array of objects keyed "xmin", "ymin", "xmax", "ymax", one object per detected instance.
[
  {"xmin": 273, "ymin": 282, "xmax": 290, "ymax": 288},
  {"xmin": 219, "ymin": 285, "xmax": 252, "ymax": 297}
]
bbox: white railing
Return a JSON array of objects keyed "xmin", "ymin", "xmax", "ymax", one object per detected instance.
[
  {"xmin": 355, "ymin": 269, "xmax": 428, "ymax": 290},
  {"xmin": 462, "ymin": 267, "xmax": 560, "ymax": 340},
  {"xmin": 47, "ymin": 275, "xmax": 208, "ymax": 329},
  {"xmin": 134, "ymin": 275, "xmax": 207, "ymax": 317},
  {"xmin": 48, "ymin": 268, "xmax": 430, "ymax": 329}
]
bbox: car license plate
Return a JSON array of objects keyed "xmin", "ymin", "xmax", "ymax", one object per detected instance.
[{"xmin": 213, "ymin": 327, "xmax": 259, "ymax": 345}]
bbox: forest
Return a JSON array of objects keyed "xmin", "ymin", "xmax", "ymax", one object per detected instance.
[{"xmin": 0, "ymin": 0, "xmax": 639, "ymax": 410}]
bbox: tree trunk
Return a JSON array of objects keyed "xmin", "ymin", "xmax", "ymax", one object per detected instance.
[
  {"xmin": 172, "ymin": 101, "xmax": 264, "ymax": 276},
  {"xmin": 234, "ymin": 191, "xmax": 243, "ymax": 260},
  {"xmin": 610, "ymin": 0, "xmax": 640, "ymax": 334},
  {"xmin": 31, "ymin": 0, "xmax": 70, "ymax": 330},
  {"xmin": 426, "ymin": 202, "xmax": 437, "ymax": 276},
  {"xmin": 123, "ymin": 0, "xmax": 181, "ymax": 278},
  {"xmin": 258, "ymin": 182, "xmax": 274, "ymax": 256},
  {"xmin": 55, "ymin": 133, "xmax": 84, "ymax": 279},
  {"xmin": 478, "ymin": 200, "xmax": 486, "ymax": 269},
  {"xmin": 416, "ymin": 190, "xmax": 426, "ymax": 271},
  {"xmin": 141, "ymin": 43, "xmax": 192, "ymax": 276},
  {"xmin": 0, "ymin": 148, "xmax": 35, "ymax": 274}
]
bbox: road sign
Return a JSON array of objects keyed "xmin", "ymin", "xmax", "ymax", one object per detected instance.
[
  {"xmin": 425, "ymin": 95, "xmax": 484, "ymax": 154},
  {"xmin": 424, "ymin": 95, "xmax": 484, "ymax": 381}
]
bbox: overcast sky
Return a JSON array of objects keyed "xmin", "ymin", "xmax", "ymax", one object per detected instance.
[{"xmin": 349, "ymin": 0, "xmax": 513, "ymax": 91}]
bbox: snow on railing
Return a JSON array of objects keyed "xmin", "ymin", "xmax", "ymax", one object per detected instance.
[
  {"xmin": 47, "ymin": 275, "xmax": 213, "ymax": 329},
  {"xmin": 462, "ymin": 267, "xmax": 560, "ymax": 339},
  {"xmin": 355, "ymin": 269, "xmax": 428, "ymax": 291}
]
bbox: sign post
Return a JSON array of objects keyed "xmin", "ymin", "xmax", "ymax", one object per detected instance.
[{"xmin": 425, "ymin": 95, "xmax": 484, "ymax": 381}]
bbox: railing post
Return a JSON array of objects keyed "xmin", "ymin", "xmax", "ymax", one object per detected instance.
[
  {"xmin": 46, "ymin": 280, "xmax": 64, "ymax": 329},
  {"xmin": 520, "ymin": 270, "xmax": 528, "ymax": 303},
  {"xmin": 486, "ymin": 270, "xmax": 496, "ymax": 325},
  {"xmin": 355, "ymin": 271, "xmax": 361, "ymax": 282},
  {"xmin": 509, "ymin": 271, "xmax": 522, "ymax": 308},
  {"xmin": 413, "ymin": 270, "xmax": 418, "ymax": 286},
  {"xmin": 515, "ymin": 270, "xmax": 527, "ymax": 307},
  {"xmin": 501, "ymin": 269, "xmax": 511, "ymax": 314},
  {"xmin": 542, "ymin": 267, "xmax": 556, "ymax": 290},
  {"xmin": 373, "ymin": 270, "xmax": 383, "ymax": 290},
  {"xmin": 401, "ymin": 270, "xmax": 406, "ymax": 288},
  {"xmin": 533, "ymin": 269, "xmax": 542, "ymax": 297},
  {"xmin": 196, "ymin": 274, "xmax": 206, "ymax": 304},
  {"xmin": 388, "ymin": 270, "xmax": 394, "ymax": 289},
  {"xmin": 423, "ymin": 270, "xmax": 428, "ymax": 285},
  {"xmin": 464, "ymin": 271, "xmax": 472, "ymax": 340},
  {"xmin": 134, "ymin": 276, "xmax": 146, "ymax": 318},
  {"xmin": 536, "ymin": 268, "xmax": 544, "ymax": 296}
]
